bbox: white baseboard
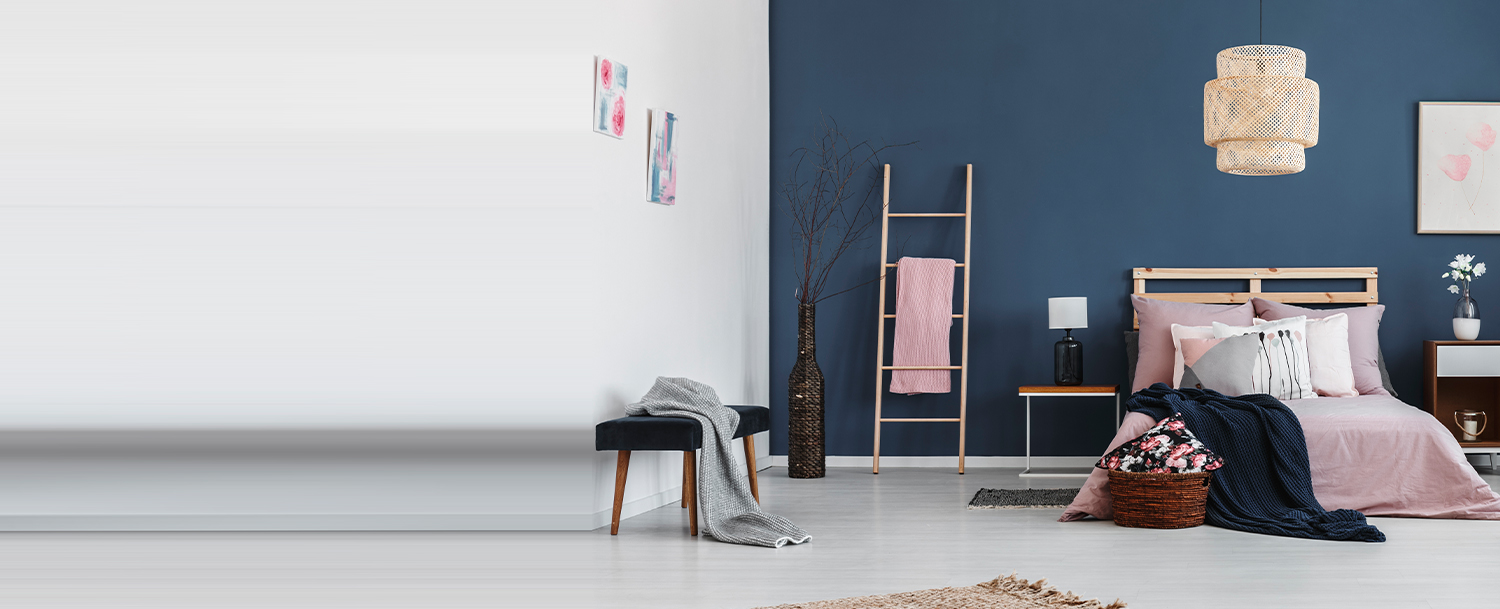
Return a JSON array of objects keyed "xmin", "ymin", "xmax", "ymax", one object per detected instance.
[
  {"xmin": 0, "ymin": 459, "xmax": 780, "ymax": 533},
  {"xmin": 0, "ymin": 485, "xmax": 688, "ymax": 532},
  {"xmin": 579, "ymin": 461, "xmax": 773, "ymax": 531},
  {"xmin": 584, "ymin": 484, "xmax": 682, "ymax": 531},
  {"xmin": 0, "ymin": 513, "xmax": 588, "ymax": 532},
  {"xmin": 765, "ymin": 455, "xmax": 1098, "ymax": 469}
]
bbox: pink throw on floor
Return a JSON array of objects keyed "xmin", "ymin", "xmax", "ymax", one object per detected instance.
[{"xmin": 889, "ymin": 257, "xmax": 955, "ymax": 395}]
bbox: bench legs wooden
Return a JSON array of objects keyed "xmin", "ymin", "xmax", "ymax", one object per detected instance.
[
  {"xmin": 744, "ymin": 435, "xmax": 760, "ymax": 504},
  {"xmin": 612, "ymin": 442, "xmax": 753, "ymax": 538},
  {"xmin": 610, "ymin": 450, "xmax": 630, "ymax": 535},
  {"xmin": 683, "ymin": 450, "xmax": 697, "ymax": 536}
]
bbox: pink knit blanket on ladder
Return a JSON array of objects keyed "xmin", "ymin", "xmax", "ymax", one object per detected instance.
[{"xmin": 889, "ymin": 257, "xmax": 955, "ymax": 395}]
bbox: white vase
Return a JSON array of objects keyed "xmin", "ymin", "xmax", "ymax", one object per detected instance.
[{"xmin": 1454, "ymin": 317, "xmax": 1482, "ymax": 341}]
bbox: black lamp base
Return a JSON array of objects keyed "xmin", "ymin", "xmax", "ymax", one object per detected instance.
[{"xmin": 1054, "ymin": 330, "xmax": 1083, "ymax": 386}]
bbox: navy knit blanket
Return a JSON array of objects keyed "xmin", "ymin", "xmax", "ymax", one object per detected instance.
[{"xmin": 1127, "ymin": 384, "xmax": 1385, "ymax": 542}]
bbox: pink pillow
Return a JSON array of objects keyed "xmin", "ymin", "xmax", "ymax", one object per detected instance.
[
  {"xmin": 1178, "ymin": 338, "xmax": 1224, "ymax": 369},
  {"xmin": 1169, "ymin": 324, "xmax": 1215, "ymax": 387},
  {"xmin": 1131, "ymin": 295, "xmax": 1254, "ymax": 392},
  {"xmin": 1252, "ymin": 298, "xmax": 1387, "ymax": 396}
]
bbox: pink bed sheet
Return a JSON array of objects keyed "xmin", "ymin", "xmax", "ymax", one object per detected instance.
[{"xmin": 1061, "ymin": 394, "xmax": 1500, "ymax": 521}]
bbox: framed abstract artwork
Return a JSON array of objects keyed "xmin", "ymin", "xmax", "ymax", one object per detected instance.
[
  {"xmin": 646, "ymin": 109, "xmax": 678, "ymax": 205},
  {"xmin": 1419, "ymin": 102, "xmax": 1500, "ymax": 233},
  {"xmin": 593, "ymin": 56, "xmax": 628, "ymax": 138}
]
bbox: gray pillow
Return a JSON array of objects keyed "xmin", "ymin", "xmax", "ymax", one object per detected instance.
[
  {"xmin": 1179, "ymin": 333, "xmax": 1263, "ymax": 396},
  {"xmin": 1377, "ymin": 348, "xmax": 1398, "ymax": 398}
]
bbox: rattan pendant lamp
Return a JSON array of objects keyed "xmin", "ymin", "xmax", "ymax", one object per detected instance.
[{"xmin": 1204, "ymin": 1, "xmax": 1319, "ymax": 175}]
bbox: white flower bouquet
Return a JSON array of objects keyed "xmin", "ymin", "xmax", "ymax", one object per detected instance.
[
  {"xmin": 1443, "ymin": 253, "xmax": 1485, "ymax": 294},
  {"xmin": 1445, "ymin": 254, "xmax": 1486, "ymax": 340}
]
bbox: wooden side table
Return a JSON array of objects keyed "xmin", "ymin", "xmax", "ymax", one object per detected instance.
[
  {"xmin": 1017, "ymin": 385, "xmax": 1120, "ymax": 478},
  {"xmin": 1423, "ymin": 340, "xmax": 1500, "ymax": 465}
]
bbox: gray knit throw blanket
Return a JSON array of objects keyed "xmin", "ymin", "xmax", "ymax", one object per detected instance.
[{"xmin": 626, "ymin": 377, "xmax": 811, "ymax": 548}]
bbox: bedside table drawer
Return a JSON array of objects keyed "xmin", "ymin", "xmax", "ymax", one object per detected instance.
[{"xmin": 1435, "ymin": 345, "xmax": 1500, "ymax": 376}]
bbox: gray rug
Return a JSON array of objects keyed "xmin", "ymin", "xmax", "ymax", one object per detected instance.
[{"xmin": 968, "ymin": 488, "xmax": 1080, "ymax": 509}]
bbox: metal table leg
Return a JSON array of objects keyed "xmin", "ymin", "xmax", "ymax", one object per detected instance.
[
  {"xmin": 1021, "ymin": 396, "xmax": 1031, "ymax": 476},
  {"xmin": 1018, "ymin": 390, "xmax": 1111, "ymax": 479},
  {"xmin": 1027, "ymin": 396, "xmax": 1033, "ymax": 474}
]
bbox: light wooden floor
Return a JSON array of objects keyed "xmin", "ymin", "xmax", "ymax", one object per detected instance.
[{"xmin": 2, "ymin": 466, "xmax": 1498, "ymax": 608}]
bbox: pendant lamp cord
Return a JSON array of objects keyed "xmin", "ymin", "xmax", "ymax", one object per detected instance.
[{"xmin": 1260, "ymin": 0, "xmax": 1263, "ymax": 44}]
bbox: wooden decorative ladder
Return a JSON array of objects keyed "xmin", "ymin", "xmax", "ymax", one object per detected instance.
[{"xmin": 873, "ymin": 164, "xmax": 973, "ymax": 474}]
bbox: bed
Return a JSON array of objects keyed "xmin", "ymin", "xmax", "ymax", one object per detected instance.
[{"xmin": 1061, "ymin": 267, "xmax": 1500, "ymax": 522}]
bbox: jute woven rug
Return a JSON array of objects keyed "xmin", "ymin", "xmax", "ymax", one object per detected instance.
[
  {"xmin": 754, "ymin": 573, "xmax": 1126, "ymax": 609},
  {"xmin": 968, "ymin": 488, "xmax": 1080, "ymax": 509}
]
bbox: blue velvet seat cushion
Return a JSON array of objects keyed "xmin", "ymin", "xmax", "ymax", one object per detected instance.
[{"xmin": 595, "ymin": 405, "xmax": 770, "ymax": 451}]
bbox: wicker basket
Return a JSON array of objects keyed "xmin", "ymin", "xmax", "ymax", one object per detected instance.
[{"xmin": 1108, "ymin": 470, "xmax": 1213, "ymax": 529}]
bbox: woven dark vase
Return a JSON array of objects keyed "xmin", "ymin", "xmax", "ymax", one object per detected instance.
[{"xmin": 787, "ymin": 303, "xmax": 825, "ymax": 478}]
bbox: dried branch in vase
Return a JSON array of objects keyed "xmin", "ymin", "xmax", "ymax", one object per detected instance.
[{"xmin": 778, "ymin": 115, "xmax": 915, "ymax": 304}]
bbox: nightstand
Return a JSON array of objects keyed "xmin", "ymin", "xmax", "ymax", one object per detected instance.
[
  {"xmin": 1017, "ymin": 385, "xmax": 1120, "ymax": 478},
  {"xmin": 1423, "ymin": 341, "xmax": 1500, "ymax": 463}
]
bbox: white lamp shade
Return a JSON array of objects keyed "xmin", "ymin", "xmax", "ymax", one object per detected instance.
[{"xmin": 1048, "ymin": 297, "xmax": 1088, "ymax": 330}]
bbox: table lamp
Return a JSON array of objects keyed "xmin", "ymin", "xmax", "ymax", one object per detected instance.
[{"xmin": 1049, "ymin": 297, "xmax": 1087, "ymax": 386}]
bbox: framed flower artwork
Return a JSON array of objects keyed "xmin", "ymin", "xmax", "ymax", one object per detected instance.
[
  {"xmin": 1419, "ymin": 102, "xmax": 1500, "ymax": 233},
  {"xmin": 593, "ymin": 56, "xmax": 628, "ymax": 138}
]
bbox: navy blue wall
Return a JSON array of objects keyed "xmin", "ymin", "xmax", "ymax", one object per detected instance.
[{"xmin": 768, "ymin": 0, "xmax": 1500, "ymax": 458}]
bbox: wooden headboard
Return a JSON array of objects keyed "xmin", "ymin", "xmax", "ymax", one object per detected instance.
[{"xmin": 1132, "ymin": 267, "xmax": 1379, "ymax": 328}]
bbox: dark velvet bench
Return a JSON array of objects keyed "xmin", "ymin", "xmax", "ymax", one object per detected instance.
[{"xmin": 595, "ymin": 405, "xmax": 769, "ymax": 536}]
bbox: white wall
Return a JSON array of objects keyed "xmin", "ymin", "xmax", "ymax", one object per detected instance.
[
  {"xmin": 0, "ymin": 0, "xmax": 768, "ymax": 530},
  {"xmin": 567, "ymin": 1, "xmax": 772, "ymax": 527}
]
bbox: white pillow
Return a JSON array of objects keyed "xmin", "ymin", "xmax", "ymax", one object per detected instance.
[
  {"xmin": 1170, "ymin": 323, "xmax": 1214, "ymax": 388},
  {"xmin": 1255, "ymin": 313, "xmax": 1356, "ymax": 398},
  {"xmin": 1212, "ymin": 316, "xmax": 1314, "ymax": 401}
]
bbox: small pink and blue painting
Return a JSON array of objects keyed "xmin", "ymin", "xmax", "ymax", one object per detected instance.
[
  {"xmin": 593, "ymin": 56, "xmax": 628, "ymax": 138},
  {"xmin": 647, "ymin": 109, "xmax": 678, "ymax": 205}
]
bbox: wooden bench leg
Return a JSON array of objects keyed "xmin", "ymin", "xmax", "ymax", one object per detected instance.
[
  {"xmin": 610, "ymin": 450, "xmax": 630, "ymax": 535},
  {"xmin": 744, "ymin": 435, "xmax": 760, "ymax": 504},
  {"xmin": 682, "ymin": 459, "xmax": 689, "ymax": 508},
  {"xmin": 684, "ymin": 450, "xmax": 697, "ymax": 537}
]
